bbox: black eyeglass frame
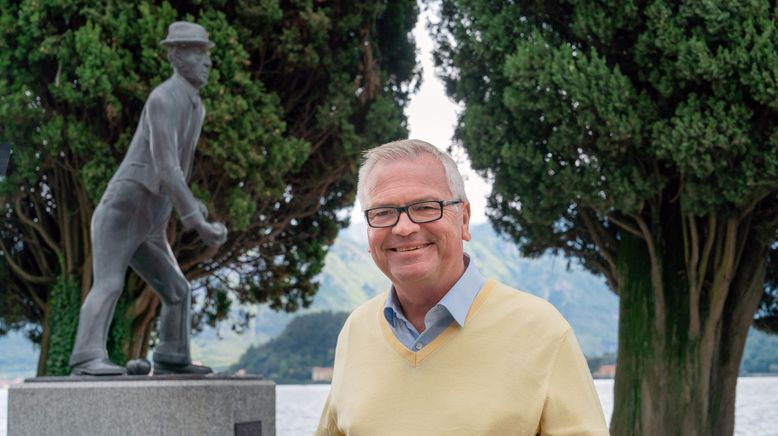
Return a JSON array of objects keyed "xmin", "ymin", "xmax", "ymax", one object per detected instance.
[{"xmin": 364, "ymin": 200, "xmax": 463, "ymax": 228}]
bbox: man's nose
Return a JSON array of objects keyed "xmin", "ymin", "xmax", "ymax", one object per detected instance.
[
  {"xmin": 392, "ymin": 211, "xmax": 419, "ymax": 236},
  {"xmin": 205, "ymin": 57, "xmax": 212, "ymax": 68}
]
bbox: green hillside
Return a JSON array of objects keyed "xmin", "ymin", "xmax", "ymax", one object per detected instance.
[{"xmin": 230, "ymin": 311, "xmax": 348, "ymax": 384}]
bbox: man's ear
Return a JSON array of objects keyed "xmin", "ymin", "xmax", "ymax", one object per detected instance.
[
  {"xmin": 461, "ymin": 201, "xmax": 471, "ymax": 241},
  {"xmin": 168, "ymin": 46, "xmax": 186, "ymax": 71}
]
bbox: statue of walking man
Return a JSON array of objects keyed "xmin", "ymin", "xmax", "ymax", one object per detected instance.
[{"xmin": 69, "ymin": 22, "xmax": 227, "ymax": 376}]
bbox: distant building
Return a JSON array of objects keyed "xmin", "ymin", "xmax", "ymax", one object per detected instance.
[
  {"xmin": 312, "ymin": 366, "xmax": 334, "ymax": 383},
  {"xmin": 593, "ymin": 364, "xmax": 616, "ymax": 379}
]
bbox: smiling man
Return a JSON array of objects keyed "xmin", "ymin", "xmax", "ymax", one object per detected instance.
[{"xmin": 316, "ymin": 139, "xmax": 608, "ymax": 435}]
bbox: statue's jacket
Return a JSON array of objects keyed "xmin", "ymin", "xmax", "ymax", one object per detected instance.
[{"xmin": 108, "ymin": 73, "xmax": 205, "ymax": 224}]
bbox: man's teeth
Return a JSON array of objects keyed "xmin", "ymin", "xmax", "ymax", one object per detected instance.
[{"xmin": 395, "ymin": 245, "xmax": 426, "ymax": 252}]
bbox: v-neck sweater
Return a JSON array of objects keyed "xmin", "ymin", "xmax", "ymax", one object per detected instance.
[{"xmin": 316, "ymin": 279, "xmax": 608, "ymax": 436}]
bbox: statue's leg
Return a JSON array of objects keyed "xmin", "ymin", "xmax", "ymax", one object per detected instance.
[
  {"xmin": 69, "ymin": 182, "xmax": 144, "ymax": 373},
  {"xmin": 129, "ymin": 235, "xmax": 192, "ymax": 366}
]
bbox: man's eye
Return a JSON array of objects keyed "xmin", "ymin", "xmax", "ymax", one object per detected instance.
[{"xmin": 372, "ymin": 209, "xmax": 392, "ymax": 217}]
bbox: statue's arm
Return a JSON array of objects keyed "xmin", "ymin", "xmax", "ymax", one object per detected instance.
[{"xmin": 147, "ymin": 94, "xmax": 204, "ymax": 229}]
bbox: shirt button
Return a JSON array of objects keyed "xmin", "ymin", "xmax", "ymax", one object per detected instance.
[{"xmin": 415, "ymin": 343, "xmax": 423, "ymax": 350}]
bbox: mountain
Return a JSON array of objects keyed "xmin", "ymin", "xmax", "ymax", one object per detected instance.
[
  {"xmin": 300, "ymin": 223, "xmax": 620, "ymax": 355},
  {"xmin": 2, "ymin": 222, "xmax": 777, "ymax": 378},
  {"xmin": 230, "ymin": 311, "xmax": 348, "ymax": 384}
]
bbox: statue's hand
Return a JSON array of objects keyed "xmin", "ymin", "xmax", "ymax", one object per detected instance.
[
  {"xmin": 196, "ymin": 199, "xmax": 209, "ymax": 220},
  {"xmin": 198, "ymin": 221, "xmax": 228, "ymax": 247}
]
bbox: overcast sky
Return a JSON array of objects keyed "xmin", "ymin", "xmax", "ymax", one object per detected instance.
[{"xmin": 350, "ymin": 9, "xmax": 492, "ymax": 225}]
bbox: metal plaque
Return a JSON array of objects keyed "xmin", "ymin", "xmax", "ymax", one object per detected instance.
[{"xmin": 234, "ymin": 420, "xmax": 262, "ymax": 436}]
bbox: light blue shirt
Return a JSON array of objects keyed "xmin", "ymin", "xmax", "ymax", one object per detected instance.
[{"xmin": 383, "ymin": 255, "xmax": 485, "ymax": 351}]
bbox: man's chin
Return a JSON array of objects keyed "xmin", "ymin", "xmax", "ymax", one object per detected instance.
[{"xmin": 388, "ymin": 265, "xmax": 433, "ymax": 286}]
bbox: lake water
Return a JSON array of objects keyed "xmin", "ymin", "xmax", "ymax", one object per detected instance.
[{"xmin": 3, "ymin": 377, "xmax": 777, "ymax": 435}]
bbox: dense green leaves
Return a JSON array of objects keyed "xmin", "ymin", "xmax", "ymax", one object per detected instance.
[
  {"xmin": 43, "ymin": 275, "xmax": 80, "ymax": 376},
  {"xmin": 432, "ymin": 0, "xmax": 778, "ymax": 263},
  {"xmin": 0, "ymin": 0, "xmax": 418, "ymax": 370}
]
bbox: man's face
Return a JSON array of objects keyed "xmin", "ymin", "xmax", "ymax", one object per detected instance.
[
  {"xmin": 364, "ymin": 154, "xmax": 471, "ymax": 294},
  {"xmin": 174, "ymin": 44, "xmax": 211, "ymax": 88}
]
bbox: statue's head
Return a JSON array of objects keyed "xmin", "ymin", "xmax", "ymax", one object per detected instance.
[{"xmin": 160, "ymin": 22, "xmax": 214, "ymax": 89}]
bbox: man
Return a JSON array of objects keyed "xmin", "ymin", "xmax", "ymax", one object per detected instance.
[
  {"xmin": 316, "ymin": 139, "xmax": 608, "ymax": 435},
  {"xmin": 69, "ymin": 22, "xmax": 227, "ymax": 376}
]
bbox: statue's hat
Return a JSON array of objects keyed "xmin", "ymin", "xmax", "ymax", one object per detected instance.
[{"xmin": 160, "ymin": 22, "xmax": 214, "ymax": 48}]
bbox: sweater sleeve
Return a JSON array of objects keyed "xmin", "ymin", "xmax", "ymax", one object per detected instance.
[
  {"xmin": 314, "ymin": 392, "xmax": 344, "ymax": 436},
  {"xmin": 539, "ymin": 328, "xmax": 609, "ymax": 436}
]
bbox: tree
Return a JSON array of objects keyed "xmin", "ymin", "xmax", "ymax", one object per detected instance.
[
  {"xmin": 430, "ymin": 1, "xmax": 778, "ymax": 435},
  {"xmin": 0, "ymin": 0, "xmax": 419, "ymax": 375}
]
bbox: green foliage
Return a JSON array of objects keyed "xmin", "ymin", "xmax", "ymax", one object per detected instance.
[
  {"xmin": 0, "ymin": 0, "xmax": 419, "ymax": 368},
  {"xmin": 43, "ymin": 275, "xmax": 80, "ymax": 376},
  {"xmin": 432, "ymin": 0, "xmax": 778, "ymax": 431},
  {"xmin": 231, "ymin": 310, "xmax": 348, "ymax": 384},
  {"xmin": 431, "ymin": 0, "xmax": 778, "ymax": 314},
  {"xmin": 586, "ymin": 352, "xmax": 616, "ymax": 374},
  {"xmin": 755, "ymin": 249, "xmax": 778, "ymax": 334},
  {"xmin": 740, "ymin": 328, "xmax": 778, "ymax": 375}
]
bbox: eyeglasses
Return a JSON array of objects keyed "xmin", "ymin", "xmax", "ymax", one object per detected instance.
[{"xmin": 364, "ymin": 200, "xmax": 462, "ymax": 228}]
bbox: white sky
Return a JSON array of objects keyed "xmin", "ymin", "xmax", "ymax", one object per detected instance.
[{"xmin": 350, "ymin": 10, "xmax": 492, "ymax": 225}]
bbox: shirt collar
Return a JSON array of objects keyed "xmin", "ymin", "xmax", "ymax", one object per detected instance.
[
  {"xmin": 383, "ymin": 254, "xmax": 485, "ymax": 328},
  {"xmin": 172, "ymin": 72, "xmax": 201, "ymax": 106},
  {"xmin": 437, "ymin": 255, "xmax": 485, "ymax": 326}
]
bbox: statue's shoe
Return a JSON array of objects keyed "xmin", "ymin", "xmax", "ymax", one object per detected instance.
[
  {"xmin": 70, "ymin": 358, "xmax": 127, "ymax": 376},
  {"xmin": 153, "ymin": 361, "xmax": 213, "ymax": 375}
]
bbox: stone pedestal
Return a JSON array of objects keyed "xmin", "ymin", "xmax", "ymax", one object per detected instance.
[{"xmin": 8, "ymin": 375, "xmax": 274, "ymax": 436}]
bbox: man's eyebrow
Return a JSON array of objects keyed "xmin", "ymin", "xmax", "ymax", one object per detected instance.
[{"xmin": 368, "ymin": 198, "xmax": 441, "ymax": 208}]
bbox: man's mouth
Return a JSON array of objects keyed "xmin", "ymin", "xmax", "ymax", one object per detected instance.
[{"xmin": 391, "ymin": 243, "xmax": 430, "ymax": 252}]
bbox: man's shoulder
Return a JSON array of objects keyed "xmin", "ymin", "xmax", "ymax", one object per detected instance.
[
  {"xmin": 346, "ymin": 293, "xmax": 386, "ymax": 323},
  {"xmin": 147, "ymin": 78, "xmax": 185, "ymax": 108},
  {"xmin": 480, "ymin": 279, "xmax": 570, "ymax": 332}
]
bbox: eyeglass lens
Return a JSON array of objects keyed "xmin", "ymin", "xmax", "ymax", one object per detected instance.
[{"xmin": 367, "ymin": 201, "xmax": 443, "ymax": 227}]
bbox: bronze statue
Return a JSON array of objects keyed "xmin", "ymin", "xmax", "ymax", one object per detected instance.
[{"xmin": 69, "ymin": 22, "xmax": 227, "ymax": 376}]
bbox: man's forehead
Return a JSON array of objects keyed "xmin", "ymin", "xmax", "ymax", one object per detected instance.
[{"xmin": 365, "ymin": 155, "xmax": 449, "ymax": 202}]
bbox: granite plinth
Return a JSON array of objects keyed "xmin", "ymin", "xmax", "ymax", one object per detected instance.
[{"xmin": 8, "ymin": 376, "xmax": 275, "ymax": 436}]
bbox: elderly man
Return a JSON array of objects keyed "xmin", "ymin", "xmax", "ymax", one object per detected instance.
[
  {"xmin": 69, "ymin": 22, "xmax": 227, "ymax": 376},
  {"xmin": 316, "ymin": 139, "xmax": 608, "ymax": 435}
]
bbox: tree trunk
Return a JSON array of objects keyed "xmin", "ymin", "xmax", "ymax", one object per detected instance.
[
  {"xmin": 36, "ymin": 309, "xmax": 51, "ymax": 376},
  {"xmin": 611, "ymin": 228, "xmax": 767, "ymax": 435}
]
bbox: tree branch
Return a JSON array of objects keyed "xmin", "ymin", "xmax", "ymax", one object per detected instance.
[
  {"xmin": 687, "ymin": 214, "xmax": 701, "ymax": 337},
  {"xmin": 580, "ymin": 208, "xmax": 619, "ymax": 289},
  {"xmin": 705, "ymin": 217, "xmax": 739, "ymax": 336},
  {"xmin": 14, "ymin": 197, "xmax": 63, "ymax": 260},
  {"xmin": 607, "ymin": 212, "xmax": 644, "ymax": 239},
  {"xmin": 696, "ymin": 214, "xmax": 717, "ymax": 298},
  {"xmin": 0, "ymin": 238, "xmax": 55, "ymax": 287},
  {"xmin": 629, "ymin": 211, "xmax": 665, "ymax": 333}
]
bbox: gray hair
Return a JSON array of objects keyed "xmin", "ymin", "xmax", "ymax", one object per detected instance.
[{"xmin": 357, "ymin": 139, "xmax": 468, "ymax": 209}]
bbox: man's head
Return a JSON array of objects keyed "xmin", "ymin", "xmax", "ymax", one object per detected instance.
[
  {"xmin": 358, "ymin": 139, "xmax": 471, "ymax": 295},
  {"xmin": 161, "ymin": 22, "xmax": 214, "ymax": 88}
]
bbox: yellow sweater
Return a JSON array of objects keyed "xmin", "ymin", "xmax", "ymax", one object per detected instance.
[{"xmin": 316, "ymin": 279, "xmax": 609, "ymax": 436}]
